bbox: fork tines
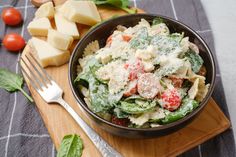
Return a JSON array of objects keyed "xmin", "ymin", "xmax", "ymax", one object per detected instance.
[{"xmin": 20, "ymin": 53, "xmax": 52, "ymax": 91}]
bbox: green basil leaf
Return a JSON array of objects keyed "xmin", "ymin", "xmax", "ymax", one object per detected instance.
[
  {"xmin": 130, "ymin": 27, "xmax": 150, "ymax": 49},
  {"xmin": 152, "ymin": 17, "xmax": 164, "ymax": 25},
  {"xmin": 91, "ymin": 0, "xmax": 136, "ymax": 14},
  {"xmin": 0, "ymin": 68, "xmax": 23, "ymax": 92},
  {"xmin": 184, "ymin": 50, "xmax": 204, "ymax": 73},
  {"xmin": 74, "ymin": 57, "xmax": 101, "ymax": 83},
  {"xmin": 89, "ymin": 77, "xmax": 112, "ymax": 113},
  {"xmin": 57, "ymin": 134, "xmax": 83, "ymax": 157},
  {"xmin": 113, "ymin": 108, "xmax": 130, "ymax": 118},
  {"xmin": 119, "ymin": 101, "xmax": 157, "ymax": 114},
  {"xmin": 161, "ymin": 98, "xmax": 199, "ymax": 124},
  {"xmin": 123, "ymin": 95, "xmax": 146, "ymax": 102},
  {"xmin": 0, "ymin": 68, "xmax": 33, "ymax": 102},
  {"xmin": 75, "ymin": 58, "xmax": 115, "ymax": 113}
]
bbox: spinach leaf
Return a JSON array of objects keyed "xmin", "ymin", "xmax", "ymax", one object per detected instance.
[
  {"xmin": 108, "ymin": 90, "xmax": 124, "ymax": 105},
  {"xmin": 87, "ymin": 66, "xmax": 114, "ymax": 112},
  {"xmin": 161, "ymin": 98, "xmax": 199, "ymax": 124},
  {"xmin": 90, "ymin": 65, "xmax": 108, "ymax": 84},
  {"xmin": 74, "ymin": 57, "xmax": 101, "ymax": 83},
  {"xmin": 89, "ymin": 80, "xmax": 123, "ymax": 113},
  {"xmin": 130, "ymin": 38, "xmax": 149, "ymax": 49},
  {"xmin": 57, "ymin": 134, "xmax": 83, "ymax": 157},
  {"xmin": 91, "ymin": 0, "xmax": 137, "ymax": 14},
  {"xmin": 155, "ymin": 65, "xmax": 180, "ymax": 77},
  {"xmin": 0, "ymin": 68, "xmax": 33, "ymax": 102},
  {"xmin": 124, "ymin": 95, "xmax": 146, "ymax": 102},
  {"xmin": 113, "ymin": 108, "xmax": 129, "ymax": 118},
  {"xmin": 154, "ymin": 58, "xmax": 184, "ymax": 77},
  {"xmin": 136, "ymin": 27, "xmax": 149, "ymax": 39},
  {"xmin": 88, "ymin": 71, "xmax": 112, "ymax": 113},
  {"xmin": 184, "ymin": 50, "xmax": 203, "ymax": 73},
  {"xmin": 152, "ymin": 17, "xmax": 164, "ymax": 25},
  {"xmin": 169, "ymin": 32, "xmax": 184, "ymax": 42},
  {"xmin": 151, "ymin": 33, "xmax": 183, "ymax": 56},
  {"xmin": 75, "ymin": 57, "xmax": 121, "ymax": 113},
  {"xmin": 118, "ymin": 101, "xmax": 157, "ymax": 114},
  {"xmin": 130, "ymin": 27, "xmax": 150, "ymax": 49}
]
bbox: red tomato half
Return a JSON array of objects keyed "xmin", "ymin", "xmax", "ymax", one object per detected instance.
[
  {"xmin": 111, "ymin": 116, "xmax": 129, "ymax": 127},
  {"xmin": 169, "ymin": 76, "xmax": 184, "ymax": 88},
  {"xmin": 124, "ymin": 59, "xmax": 144, "ymax": 81},
  {"xmin": 3, "ymin": 33, "xmax": 25, "ymax": 52},
  {"xmin": 161, "ymin": 88, "xmax": 181, "ymax": 111},
  {"xmin": 123, "ymin": 80, "xmax": 137, "ymax": 97},
  {"xmin": 1, "ymin": 8, "xmax": 22, "ymax": 26}
]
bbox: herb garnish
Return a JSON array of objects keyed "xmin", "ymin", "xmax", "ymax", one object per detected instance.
[
  {"xmin": 57, "ymin": 134, "xmax": 83, "ymax": 157},
  {"xmin": 91, "ymin": 0, "xmax": 137, "ymax": 14},
  {"xmin": 0, "ymin": 68, "xmax": 33, "ymax": 102}
]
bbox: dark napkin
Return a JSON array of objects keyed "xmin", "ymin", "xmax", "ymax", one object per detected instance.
[{"xmin": 0, "ymin": 0, "xmax": 235, "ymax": 156}]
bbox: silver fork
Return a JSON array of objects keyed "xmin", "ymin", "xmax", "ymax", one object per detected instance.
[{"xmin": 20, "ymin": 53, "xmax": 123, "ymax": 157}]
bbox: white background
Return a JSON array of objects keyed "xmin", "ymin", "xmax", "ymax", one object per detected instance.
[{"xmin": 201, "ymin": 0, "xmax": 236, "ymax": 138}]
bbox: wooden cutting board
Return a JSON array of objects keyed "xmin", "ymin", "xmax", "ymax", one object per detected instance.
[{"xmin": 21, "ymin": 0, "xmax": 230, "ymax": 156}]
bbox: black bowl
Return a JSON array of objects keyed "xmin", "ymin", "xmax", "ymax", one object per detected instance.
[{"xmin": 69, "ymin": 14, "xmax": 216, "ymax": 138}]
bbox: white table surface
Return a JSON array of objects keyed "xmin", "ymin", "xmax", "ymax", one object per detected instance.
[{"xmin": 201, "ymin": 0, "xmax": 236, "ymax": 138}]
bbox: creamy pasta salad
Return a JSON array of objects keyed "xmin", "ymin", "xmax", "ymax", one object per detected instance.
[{"xmin": 75, "ymin": 18, "xmax": 210, "ymax": 128}]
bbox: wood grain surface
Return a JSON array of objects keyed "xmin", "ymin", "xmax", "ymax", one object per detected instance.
[{"xmin": 20, "ymin": 0, "xmax": 231, "ymax": 156}]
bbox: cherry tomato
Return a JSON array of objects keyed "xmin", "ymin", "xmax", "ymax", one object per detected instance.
[
  {"xmin": 137, "ymin": 73, "xmax": 160, "ymax": 99},
  {"xmin": 124, "ymin": 59, "xmax": 144, "ymax": 81},
  {"xmin": 169, "ymin": 76, "xmax": 184, "ymax": 88},
  {"xmin": 3, "ymin": 33, "xmax": 26, "ymax": 52},
  {"xmin": 1, "ymin": 8, "xmax": 22, "ymax": 26},
  {"xmin": 111, "ymin": 116, "xmax": 129, "ymax": 127},
  {"xmin": 123, "ymin": 80, "xmax": 137, "ymax": 97},
  {"xmin": 161, "ymin": 88, "xmax": 181, "ymax": 111},
  {"xmin": 122, "ymin": 35, "xmax": 132, "ymax": 42}
]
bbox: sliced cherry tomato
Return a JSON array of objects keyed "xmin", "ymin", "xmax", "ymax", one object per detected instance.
[
  {"xmin": 124, "ymin": 63, "xmax": 129, "ymax": 69},
  {"xmin": 1, "ymin": 8, "xmax": 22, "ymax": 26},
  {"xmin": 3, "ymin": 33, "xmax": 26, "ymax": 52},
  {"xmin": 137, "ymin": 73, "xmax": 160, "ymax": 99},
  {"xmin": 169, "ymin": 76, "xmax": 184, "ymax": 88},
  {"xmin": 123, "ymin": 80, "xmax": 137, "ymax": 97},
  {"xmin": 161, "ymin": 88, "xmax": 181, "ymax": 111},
  {"xmin": 124, "ymin": 59, "xmax": 144, "ymax": 80},
  {"xmin": 111, "ymin": 116, "xmax": 129, "ymax": 127},
  {"xmin": 122, "ymin": 35, "xmax": 132, "ymax": 42}
]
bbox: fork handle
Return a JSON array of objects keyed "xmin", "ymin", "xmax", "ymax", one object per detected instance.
[{"xmin": 57, "ymin": 97, "xmax": 123, "ymax": 157}]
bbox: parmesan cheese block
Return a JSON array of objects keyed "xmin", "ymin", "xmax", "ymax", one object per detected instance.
[
  {"xmin": 59, "ymin": 0, "xmax": 101, "ymax": 26},
  {"xmin": 29, "ymin": 37, "xmax": 70, "ymax": 68},
  {"xmin": 47, "ymin": 29, "xmax": 73, "ymax": 50},
  {"xmin": 35, "ymin": 2, "xmax": 55, "ymax": 19},
  {"xmin": 27, "ymin": 17, "xmax": 52, "ymax": 36},
  {"xmin": 54, "ymin": 12, "xmax": 80, "ymax": 39}
]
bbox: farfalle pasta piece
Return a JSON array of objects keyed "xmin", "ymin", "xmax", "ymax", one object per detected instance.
[
  {"xmin": 83, "ymin": 40, "xmax": 99, "ymax": 56},
  {"xmin": 188, "ymin": 78, "xmax": 199, "ymax": 99}
]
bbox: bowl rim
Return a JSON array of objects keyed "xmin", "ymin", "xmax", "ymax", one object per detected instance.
[{"xmin": 68, "ymin": 13, "xmax": 216, "ymax": 131}]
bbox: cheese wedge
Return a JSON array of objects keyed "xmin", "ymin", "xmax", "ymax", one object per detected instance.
[
  {"xmin": 47, "ymin": 29, "xmax": 74, "ymax": 50},
  {"xmin": 29, "ymin": 37, "xmax": 70, "ymax": 68},
  {"xmin": 59, "ymin": 0, "xmax": 101, "ymax": 26},
  {"xmin": 27, "ymin": 17, "xmax": 52, "ymax": 36},
  {"xmin": 54, "ymin": 12, "xmax": 80, "ymax": 39},
  {"xmin": 35, "ymin": 1, "xmax": 55, "ymax": 19}
]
